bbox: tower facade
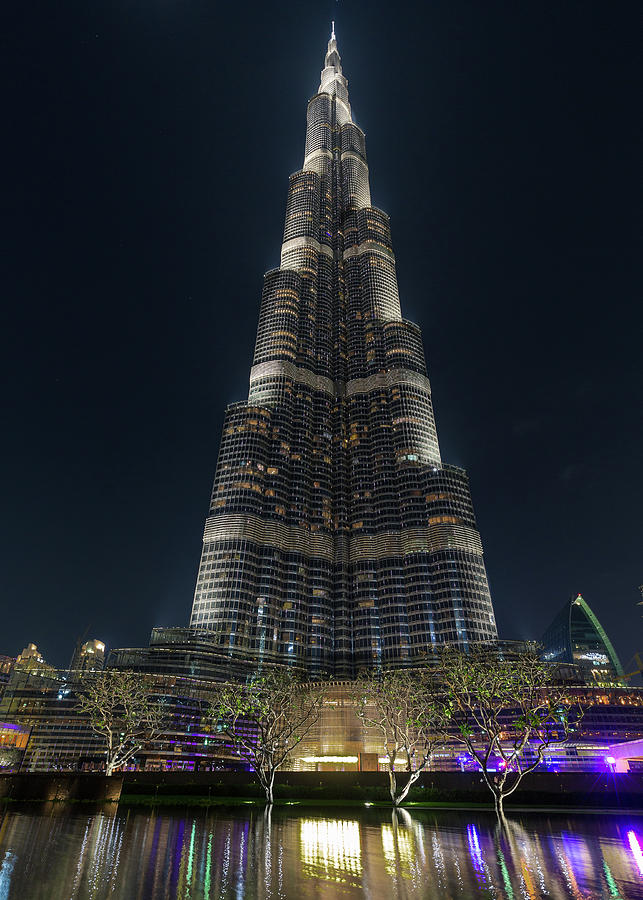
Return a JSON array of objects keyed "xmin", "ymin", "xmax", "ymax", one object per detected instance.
[{"xmin": 189, "ymin": 29, "xmax": 498, "ymax": 676}]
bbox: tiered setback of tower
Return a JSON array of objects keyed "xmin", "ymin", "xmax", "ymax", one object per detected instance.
[{"xmin": 189, "ymin": 33, "xmax": 498, "ymax": 676}]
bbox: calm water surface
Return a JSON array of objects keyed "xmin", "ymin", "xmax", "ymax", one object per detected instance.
[{"xmin": 0, "ymin": 804, "xmax": 641, "ymax": 899}]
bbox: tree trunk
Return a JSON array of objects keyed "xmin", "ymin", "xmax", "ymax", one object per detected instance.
[
  {"xmin": 388, "ymin": 769, "xmax": 397, "ymax": 805},
  {"xmin": 478, "ymin": 762, "xmax": 506, "ymax": 820},
  {"xmin": 395, "ymin": 769, "xmax": 421, "ymax": 806},
  {"xmin": 106, "ymin": 760, "xmax": 114, "ymax": 776},
  {"xmin": 266, "ymin": 770, "xmax": 275, "ymax": 805}
]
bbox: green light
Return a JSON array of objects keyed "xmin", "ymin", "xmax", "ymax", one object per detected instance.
[
  {"xmin": 204, "ymin": 833, "xmax": 213, "ymax": 898},
  {"xmin": 186, "ymin": 821, "xmax": 196, "ymax": 893},
  {"xmin": 602, "ymin": 860, "xmax": 622, "ymax": 898},
  {"xmin": 497, "ymin": 849, "xmax": 515, "ymax": 900}
]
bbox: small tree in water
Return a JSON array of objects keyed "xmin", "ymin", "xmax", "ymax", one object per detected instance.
[
  {"xmin": 77, "ymin": 670, "xmax": 164, "ymax": 775},
  {"xmin": 438, "ymin": 646, "xmax": 582, "ymax": 818},
  {"xmin": 210, "ymin": 671, "xmax": 325, "ymax": 803},
  {"xmin": 354, "ymin": 669, "xmax": 445, "ymax": 806}
]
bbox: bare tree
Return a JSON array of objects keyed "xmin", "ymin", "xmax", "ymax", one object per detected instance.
[
  {"xmin": 77, "ymin": 670, "xmax": 164, "ymax": 775},
  {"xmin": 353, "ymin": 669, "xmax": 445, "ymax": 806},
  {"xmin": 209, "ymin": 671, "xmax": 325, "ymax": 803},
  {"xmin": 438, "ymin": 646, "xmax": 582, "ymax": 818}
]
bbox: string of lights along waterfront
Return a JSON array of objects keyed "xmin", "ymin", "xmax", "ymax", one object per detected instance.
[{"xmin": 189, "ymin": 27, "xmax": 498, "ymax": 676}]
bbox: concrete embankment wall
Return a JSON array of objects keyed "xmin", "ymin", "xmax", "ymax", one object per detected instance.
[
  {"xmin": 122, "ymin": 770, "xmax": 643, "ymax": 808},
  {"xmin": 1, "ymin": 771, "xmax": 642, "ymax": 806},
  {"xmin": 0, "ymin": 773, "xmax": 123, "ymax": 802}
]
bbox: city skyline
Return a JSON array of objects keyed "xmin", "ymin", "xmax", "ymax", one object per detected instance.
[{"xmin": 3, "ymin": 1, "xmax": 641, "ymax": 669}]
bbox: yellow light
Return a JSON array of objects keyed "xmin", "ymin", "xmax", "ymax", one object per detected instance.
[
  {"xmin": 300, "ymin": 819, "xmax": 362, "ymax": 880},
  {"xmin": 381, "ymin": 825, "xmax": 415, "ymax": 875},
  {"xmin": 300, "ymin": 755, "xmax": 358, "ymax": 764}
]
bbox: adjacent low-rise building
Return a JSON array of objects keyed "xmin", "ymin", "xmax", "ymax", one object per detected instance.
[
  {"xmin": 1, "ymin": 605, "xmax": 640, "ymax": 774},
  {"xmin": 2, "ymin": 659, "xmax": 641, "ymax": 774}
]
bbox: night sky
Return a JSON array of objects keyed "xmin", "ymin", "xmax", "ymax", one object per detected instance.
[{"xmin": 3, "ymin": 1, "xmax": 641, "ymax": 672}]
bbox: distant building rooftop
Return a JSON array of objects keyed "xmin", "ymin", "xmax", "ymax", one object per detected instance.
[{"xmin": 540, "ymin": 593, "xmax": 625, "ymax": 686}]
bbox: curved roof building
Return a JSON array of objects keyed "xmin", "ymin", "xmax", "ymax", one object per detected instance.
[{"xmin": 540, "ymin": 593, "xmax": 625, "ymax": 686}]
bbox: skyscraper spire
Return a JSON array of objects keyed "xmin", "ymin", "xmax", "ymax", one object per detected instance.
[
  {"xmin": 321, "ymin": 22, "xmax": 344, "ymax": 99},
  {"xmin": 331, "ymin": 20, "xmax": 335, "ymax": 41},
  {"xmin": 189, "ymin": 32, "xmax": 498, "ymax": 676}
]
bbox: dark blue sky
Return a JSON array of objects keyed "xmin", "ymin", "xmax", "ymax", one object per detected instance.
[{"xmin": 3, "ymin": 0, "xmax": 641, "ymax": 671}]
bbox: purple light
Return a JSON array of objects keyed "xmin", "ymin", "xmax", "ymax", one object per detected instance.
[
  {"xmin": 561, "ymin": 832, "xmax": 590, "ymax": 882},
  {"xmin": 466, "ymin": 824, "xmax": 484, "ymax": 874},
  {"xmin": 628, "ymin": 831, "xmax": 643, "ymax": 875}
]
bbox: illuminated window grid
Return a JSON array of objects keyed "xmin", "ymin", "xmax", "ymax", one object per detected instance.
[{"xmin": 188, "ymin": 31, "xmax": 497, "ymax": 676}]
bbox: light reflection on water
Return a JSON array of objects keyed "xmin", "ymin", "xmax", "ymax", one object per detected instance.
[
  {"xmin": 0, "ymin": 805, "xmax": 641, "ymax": 899},
  {"xmin": 300, "ymin": 818, "xmax": 362, "ymax": 883}
]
